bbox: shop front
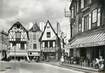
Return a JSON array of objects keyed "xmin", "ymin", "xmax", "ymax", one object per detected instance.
[{"xmin": 69, "ymin": 32, "xmax": 105, "ymax": 68}]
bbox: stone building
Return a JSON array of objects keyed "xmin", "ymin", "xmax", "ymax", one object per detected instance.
[
  {"xmin": 69, "ymin": 0, "xmax": 105, "ymax": 67},
  {"xmin": 28, "ymin": 23, "xmax": 42, "ymax": 61}
]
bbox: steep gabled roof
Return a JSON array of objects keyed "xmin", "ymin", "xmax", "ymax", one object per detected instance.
[
  {"xmin": 39, "ymin": 20, "xmax": 59, "ymax": 41},
  {"xmin": 8, "ymin": 21, "xmax": 28, "ymax": 32},
  {"xmin": 29, "ymin": 22, "xmax": 41, "ymax": 32},
  {"xmin": 8, "ymin": 21, "xmax": 29, "ymax": 39}
]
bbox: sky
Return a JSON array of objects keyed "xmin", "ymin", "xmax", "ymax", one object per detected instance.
[{"xmin": 0, "ymin": 0, "xmax": 70, "ymax": 40}]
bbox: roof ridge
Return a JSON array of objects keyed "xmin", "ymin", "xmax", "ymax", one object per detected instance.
[{"xmin": 29, "ymin": 22, "xmax": 41, "ymax": 32}]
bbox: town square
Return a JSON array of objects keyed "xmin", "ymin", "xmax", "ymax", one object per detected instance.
[{"xmin": 0, "ymin": 0, "xmax": 105, "ymax": 73}]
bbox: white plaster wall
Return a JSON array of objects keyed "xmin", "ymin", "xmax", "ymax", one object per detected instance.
[{"xmin": 42, "ymin": 23, "xmax": 56, "ymax": 41}]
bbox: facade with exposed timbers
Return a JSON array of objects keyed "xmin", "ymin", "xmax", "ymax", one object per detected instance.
[
  {"xmin": 39, "ymin": 20, "xmax": 61, "ymax": 61},
  {"xmin": 8, "ymin": 22, "xmax": 29, "ymax": 61}
]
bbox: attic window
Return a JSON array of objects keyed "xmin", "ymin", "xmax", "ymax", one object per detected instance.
[
  {"xmin": 47, "ymin": 32, "xmax": 51, "ymax": 38},
  {"xmin": 47, "ymin": 26, "xmax": 50, "ymax": 28}
]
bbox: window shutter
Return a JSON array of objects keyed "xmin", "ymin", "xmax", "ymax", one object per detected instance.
[
  {"xmin": 43, "ymin": 42, "xmax": 44, "ymax": 48},
  {"xmin": 97, "ymin": 8, "xmax": 101, "ymax": 26},
  {"xmin": 89, "ymin": 13, "xmax": 91, "ymax": 30},
  {"xmin": 82, "ymin": 17, "xmax": 84, "ymax": 32}
]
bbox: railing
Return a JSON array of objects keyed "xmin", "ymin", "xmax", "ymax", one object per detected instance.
[{"xmin": 41, "ymin": 47, "xmax": 57, "ymax": 52}]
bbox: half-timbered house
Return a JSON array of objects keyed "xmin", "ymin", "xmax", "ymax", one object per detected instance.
[
  {"xmin": 39, "ymin": 20, "xmax": 61, "ymax": 61},
  {"xmin": 8, "ymin": 22, "xmax": 29, "ymax": 61}
]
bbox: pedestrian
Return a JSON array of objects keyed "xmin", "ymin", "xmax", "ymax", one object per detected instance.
[
  {"xmin": 99, "ymin": 61, "xmax": 104, "ymax": 71},
  {"xmin": 60, "ymin": 55, "xmax": 64, "ymax": 64},
  {"xmin": 95, "ymin": 58, "xmax": 99, "ymax": 69},
  {"xmin": 99, "ymin": 56, "xmax": 104, "ymax": 63}
]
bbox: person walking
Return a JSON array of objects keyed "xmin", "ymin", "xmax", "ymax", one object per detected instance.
[{"xmin": 60, "ymin": 55, "xmax": 64, "ymax": 64}]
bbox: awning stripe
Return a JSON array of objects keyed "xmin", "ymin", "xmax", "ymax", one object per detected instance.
[{"xmin": 69, "ymin": 32, "xmax": 105, "ymax": 48}]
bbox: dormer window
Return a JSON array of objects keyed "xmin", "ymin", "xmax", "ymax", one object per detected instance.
[{"xmin": 47, "ymin": 26, "xmax": 50, "ymax": 28}]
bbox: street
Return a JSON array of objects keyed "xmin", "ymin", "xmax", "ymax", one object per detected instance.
[{"xmin": 0, "ymin": 61, "xmax": 84, "ymax": 73}]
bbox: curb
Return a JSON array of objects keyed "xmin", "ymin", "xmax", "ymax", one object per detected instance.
[{"xmin": 45, "ymin": 62, "xmax": 99, "ymax": 73}]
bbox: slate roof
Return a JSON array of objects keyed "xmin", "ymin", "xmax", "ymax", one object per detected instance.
[{"xmin": 29, "ymin": 22, "xmax": 41, "ymax": 32}]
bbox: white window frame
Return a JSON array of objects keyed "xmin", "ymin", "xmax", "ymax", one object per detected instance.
[
  {"xmin": 92, "ymin": 9, "xmax": 97, "ymax": 23},
  {"xmin": 81, "ymin": 0, "xmax": 84, "ymax": 9}
]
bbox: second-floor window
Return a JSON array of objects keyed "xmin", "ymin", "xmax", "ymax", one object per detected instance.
[
  {"xmin": 33, "ymin": 44, "xmax": 37, "ymax": 49},
  {"xmin": 92, "ymin": 9, "xmax": 97, "ymax": 23},
  {"xmin": 81, "ymin": 0, "xmax": 92, "ymax": 9},
  {"xmin": 92, "ymin": 9, "xmax": 97, "ymax": 28},
  {"xmin": 71, "ymin": 7, "xmax": 74, "ymax": 18},
  {"xmin": 50, "ymin": 41, "xmax": 53, "ymax": 48},
  {"xmin": 84, "ymin": 15, "xmax": 89, "ymax": 31},
  {"xmin": 81, "ymin": 0, "xmax": 84, "ymax": 9},
  {"xmin": 47, "ymin": 32, "xmax": 51, "ymax": 38},
  {"xmin": 45, "ymin": 41, "xmax": 48, "ymax": 48}
]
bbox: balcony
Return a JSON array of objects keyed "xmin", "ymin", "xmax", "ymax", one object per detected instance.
[{"xmin": 41, "ymin": 47, "xmax": 57, "ymax": 52}]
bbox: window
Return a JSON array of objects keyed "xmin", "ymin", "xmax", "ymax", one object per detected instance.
[
  {"xmin": 33, "ymin": 33, "xmax": 36, "ymax": 40},
  {"xmin": 81, "ymin": 0, "xmax": 91, "ymax": 8},
  {"xmin": 16, "ymin": 31, "xmax": 21, "ymax": 40},
  {"xmin": 50, "ymin": 41, "xmax": 53, "ymax": 48},
  {"xmin": 97, "ymin": 8, "xmax": 101, "ymax": 26},
  {"xmin": 33, "ymin": 44, "xmax": 37, "ymax": 49},
  {"xmin": 45, "ymin": 41, "xmax": 48, "ymax": 48},
  {"xmin": 21, "ymin": 43, "xmax": 25, "ymax": 50},
  {"xmin": 71, "ymin": 7, "xmax": 74, "ymax": 18},
  {"xmin": 76, "ymin": 1, "xmax": 79, "ymax": 13},
  {"xmin": 92, "ymin": 9, "xmax": 97, "ymax": 23},
  {"xmin": 78, "ymin": 18, "xmax": 82, "ymax": 32},
  {"xmin": 47, "ymin": 26, "xmax": 50, "ymax": 28},
  {"xmin": 84, "ymin": 0, "xmax": 90, "ymax": 7},
  {"xmin": 78, "ymin": 24, "xmax": 82, "ymax": 32},
  {"xmin": 92, "ymin": 9, "xmax": 98, "ymax": 28},
  {"xmin": 47, "ymin": 32, "xmax": 51, "ymax": 38},
  {"xmin": 81, "ymin": 0, "xmax": 84, "ymax": 8},
  {"xmin": 84, "ymin": 15, "xmax": 89, "ymax": 31}
]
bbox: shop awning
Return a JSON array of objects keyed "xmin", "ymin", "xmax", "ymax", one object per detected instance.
[{"xmin": 69, "ymin": 32, "xmax": 105, "ymax": 48}]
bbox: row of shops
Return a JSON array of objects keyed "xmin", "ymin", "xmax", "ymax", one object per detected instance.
[{"xmin": 65, "ymin": 27, "xmax": 105, "ymax": 69}]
